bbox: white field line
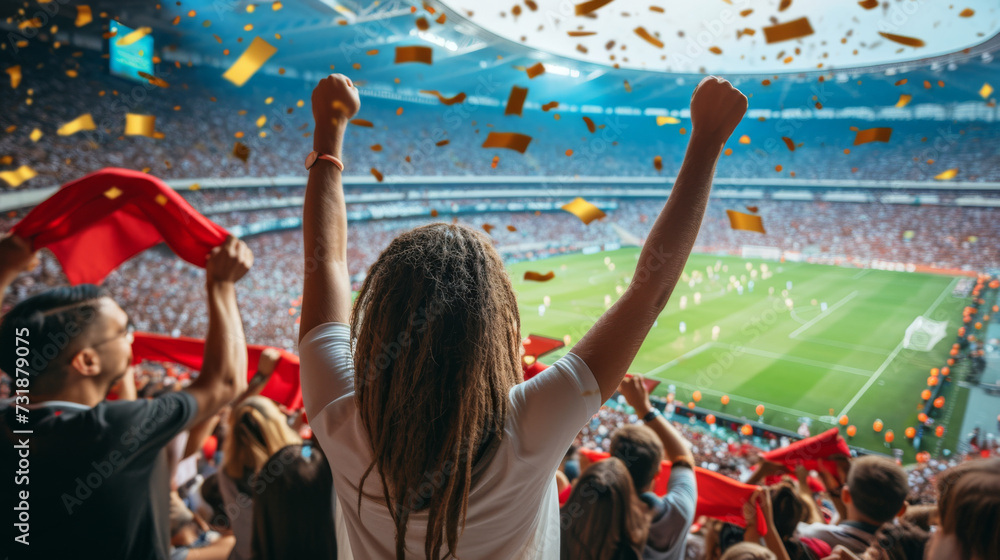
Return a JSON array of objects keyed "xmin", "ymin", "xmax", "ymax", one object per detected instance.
[
  {"xmin": 642, "ymin": 343, "xmax": 714, "ymax": 376},
  {"xmin": 851, "ymin": 269, "xmax": 872, "ymax": 280},
  {"xmin": 795, "ymin": 336, "xmax": 890, "ymax": 355},
  {"xmin": 712, "ymin": 343, "xmax": 872, "ymax": 377},
  {"xmin": 837, "ymin": 278, "xmax": 960, "ymax": 418},
  {"xmin": 643, "ymin": 375, "xmax": 822, "ymax": 420},
  {"xmin": 789, "ymin": 291, "xmax": 860, "ymax": 339}
]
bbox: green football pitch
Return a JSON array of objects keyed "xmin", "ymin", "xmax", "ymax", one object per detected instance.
[{"xmin": 508, "ymin": 248, "xmax": 971, "ymax": 462}]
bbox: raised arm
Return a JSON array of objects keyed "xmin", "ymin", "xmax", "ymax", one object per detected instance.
[
  {"xmin": 299, "ymin": 74, "xmax": 360, "ymax": 340},
  {"xmin": 0, "ymin": 233, "xmax": 39, "ymax": 304},
  {"xmin": 572, "ymin": 77, "xmax": 747, "ymax": 401},
  {"xmin": 184, "ymin": 236, "xmax": 253, "ymax": 426},
  {"xmin": 619, "ymin": 374, "xmax": 695, "ymax": 465}
]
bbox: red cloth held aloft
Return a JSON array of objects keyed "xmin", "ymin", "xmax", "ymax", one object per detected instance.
[
  {"xmin": 578, "ymin": 448, "xmax": 766, "ymax": 535},
  {"xmin": 131, "ymin": 332, "xmax": 303, "ymax": 410},
  {"xmin": 761, "ymin": 428, "xmax": 850, "ymax": 479},
  {"xmin": 10, "ymin": 167, "xmax": 229, "ymax": 285}
]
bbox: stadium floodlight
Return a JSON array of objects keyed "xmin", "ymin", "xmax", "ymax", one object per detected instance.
[
  {"xmin": 542, "ymin": 63, "xmax": 580, "ymax": 78},
  {"xmin": 413, "ymin": 30, "xmax": 458, "ymax": 52}
]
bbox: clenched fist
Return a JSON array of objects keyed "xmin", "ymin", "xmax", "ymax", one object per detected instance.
[
  {"xmin": 312, "ymin": 73, "xmax": 360, "ymax": 143},
  {"xmin": 690, "ymin": 76, "xmax": 748, "ymax": 144},
  {"xmin": 206, "ymin": 236, "xmax": 253, "ymax": 285}
]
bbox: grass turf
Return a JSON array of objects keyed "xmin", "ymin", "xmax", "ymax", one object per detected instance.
[{"xmin": 509, "ymin": 248, "xmax": 970, "ymax": 462}]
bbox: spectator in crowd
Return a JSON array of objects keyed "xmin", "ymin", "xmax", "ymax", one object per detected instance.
[
  {"xmin": 615, "ymin": 374, "xmax": 698, "ymax": 560},
  {"xmin": 298, "ymin": 74, "xmax": 747, "ymax": 558},
  {"xmin": 822, "ymin": 520, "xmax": 929, "ymax": 560},
  {"xmin": 721, "ymin": 542, "xmax": 777, "ymax": 560},
  {"xmin": 219, "ymin": 396, "xmax": 301, "ymax": 560},
  {"xmin": 0, "ymin": 235, "xmax": 253, "ymax": 559},
  {"xmin": 926, "ymin": 458, "xmax": 1000, "ymax": 560},
  {"xmin": 251, "ymin": 443, "xmax": 341, "ymax": 559},
  {"xmin": 797, "ymin": 457, "xmax": 910, "ymax": 554},
  {"xmin": 561, "ymin": 458, "xmax": 649, "ymax": 560}
]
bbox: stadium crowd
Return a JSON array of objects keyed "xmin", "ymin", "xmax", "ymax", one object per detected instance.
[{"xmin": 2, "ymin": 73, "xmax": 999, "ymax": 560}]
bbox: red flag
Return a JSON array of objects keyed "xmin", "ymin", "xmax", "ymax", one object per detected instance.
[
  {"xmin": 131, "ymin": 332, "xmax": 303, "ymax": 410},
  {"xmin": 10, "ymin": 168, "xmax": 229, "ymax": 285},
  {"xmin": 579, "ymin": 448, "xmax": 766, "ymax": 534},
  {"xmin": 761, "ymin": 428, "xmax": 850, "ymax": 478}
]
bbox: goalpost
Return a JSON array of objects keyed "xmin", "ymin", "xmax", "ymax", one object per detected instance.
[{"xmin": 903, "ymin": 316, "xmax": 949, "ymax": 352}]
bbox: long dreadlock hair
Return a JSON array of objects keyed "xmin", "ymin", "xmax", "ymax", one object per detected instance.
[{"xmin": 351, "ymin": 223, "xmax": 522, "ymax": 559}]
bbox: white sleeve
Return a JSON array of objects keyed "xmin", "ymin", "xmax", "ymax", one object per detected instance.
[
  {"xmin": 298, "ymin": 322, "xmax": 355, "ymax": 423},
  {"xmin": 507, "ymin": 352, "xmax": 602, "ymax": 466}
]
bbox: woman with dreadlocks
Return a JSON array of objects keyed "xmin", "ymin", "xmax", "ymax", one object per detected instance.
[{"xmin": 298, "ymin": 74, "xmax": 747, "ymax": 559}]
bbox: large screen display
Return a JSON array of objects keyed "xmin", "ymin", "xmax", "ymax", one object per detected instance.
[{"xmin": 109, "ymin": 22, "xmax": 153, "ymax": 82}]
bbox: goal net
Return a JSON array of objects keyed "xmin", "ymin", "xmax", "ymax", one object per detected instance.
[{"xmin": 903, "ymin": 316, "xmax": 948, "ymax": 352}]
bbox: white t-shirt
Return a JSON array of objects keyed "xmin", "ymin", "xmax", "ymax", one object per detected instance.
[{"xmin": 299, "ymin": 323, "xmax": 602, "ymax": 559}]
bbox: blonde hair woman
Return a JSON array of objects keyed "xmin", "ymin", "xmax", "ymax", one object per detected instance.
[{"xmin": 218, "ymin": 396, "xmax": 300, "ymax": 560}]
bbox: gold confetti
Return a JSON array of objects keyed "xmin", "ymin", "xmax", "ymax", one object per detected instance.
[
  {"xmin": 562, "ymin": 197, "xmax": 606, "ymax": 225},
  {"xmin": 223, "ymin": 37, "xmax": 278, "ymax": 87},
  {"xmin": 350, "ymin": 119, "xmax": 374, "ymax": 127},
  {"xmin": 104, "ymin": 187, "xmax": 123, "ymax": 199},
  {"xmin": 582, "ymin": 116, "xmax": 596, "ymax": 133},
  {"xmin": 370, "ymin": 144, "xmax": 382, "ymax": 151},
  {"xmin": 505, "ymin": 86, "xmax": 528, "ymax": 116},
  {"xmin": 436, "ymin": 140, "xmax": 450, "ymax": 147},
  {"xmin": 568, "ymin": 31, "xmax": 597, "ymax": 37},
  {"xmin": 419, "ymin": 90, "xmax": 467, "ymax": 105},
  {"xmin": 541, "ymin": 101, "xmax": 559, "ymax": 111},
  {"xmin": 371, "ymin": 168, "xmax": 384, "ymax": 182},
  {"xmin": 116, "ymin": 26, "xmax": 152, "ymax": 46},
  {"xmin": 709, "ymin": 46, "xmax": 722, "ymax": 54},
  {"xmin": 482, "ymin": 132, "xmax": 532, "ymax": 153},
  {"xmin": 778, "ymin": 0, "xmax": 792, "ymax": 10},
  {"xmin": 738, "ymin": 135, "xmax": 751, "ymax": 144},
  {"xmin": 30, "ymin": 128, "xmax": 42, "ymax": 142},
  {"xmin": 896, "ymin": 94, "xmax": 912, "ymax": 107},
  {"xmin": 746, "ymin": 205, "xmax": 759, "ymax": 213},
  {"xmin": 858, "ymin": 0, "xmax": 878, "ymax": 8},
  {"xmin": 75, "ymin": 5, "xmax": 92, "ymax": 27},
  {"xmin": 656, "ymin": 116, "xmax": 680, "ymax": 125},
  {"xmin": 416, "ymin": 17, "xmax": 430, "ymax": 31},
  {"xmin": 507, "ymin": 225, "xmax": 517, "ymax": 232},
  {"xmin": 934, "ymin": 168, "xmax": 958, "ymax": 180},
  {"xmin": 894, "ymin": 78, "xmax": 907, "ymax": 86},
  {"xmin": 634, "ymin": 27, "xmax": 664, "ymax": 48},
  {"xmin": 524, "ymin": 271, "xmax": 555, "ymax": 282},
  {"xmin": 878, "ymin": 32, "xmax": 925, "ymax": 48},
  {"xmin": 0, "ymin": 165, "xmax": 37, "ymax": 188},
  {"xmin": 256, "ymin": 115, "xmax": 267, "ymax": 128},
  {"xmin": 137, "ymin": 71, "xmax": 169, "ymax": 88},
  {"xmin": 853, "ymin": 127, "xmax": 893, "ymax": 145},
  {"xmin": 272, "ymin": 1, "xmax": 283, "ymax": 9},
  {"xmin": 575, "ymin": 0, "xmax": 613, "ymax": 16},
  {"xmin": 430, "ymin": 209, "xmax": 439, "ymax": 217},
  {"xmin": 526, "ymin": 62, "xmax": 545, "ymax": 79},
  {"xmin": 781, "ymin": 137, "xmax": 796, "ymax": 151},
  {"xmin": 980, "ymin": 83, "xmax": 993, "ymax": 99},
  {"xmin": 653, "ymin": 155, "xmax": 662, "ymax": 171},
  {"xmin": 726, "ymin": 210, "xmax": 766, "ymax": 233},
  {"xmin": 125, "ymin": 114, "xmax": 159, "ymax": 137},
  {"xmin": 394, "ymin": 46, "xmax": 433, "ymax": 64},
  {"xmin": 233, "ymin": 141, "xmax": 250, "ymax": 162},
  {"xmin": 482, "ymin": 223, "xmax": 495, "ymax": 234},
  {"xmin": 57, "ymin": 114, "xmax": 96, "ymax": 136},
  {"xmin": 763, "ymin": 18, "xmax": 814, "ymax": 44},
  {"xmin": 189, "ymin": 183, "xmax": 201, "ymax": 191},
  {"xmin": 5, "ymin": 65, "xmax": 20, "ymax": 89},
  {"xmin": 959, "ymin": 8, "xmax": 974, "ymax": 17},
  {"xmin": 623, "ymin": 80, "xmax": 631, "ymax": 92}
]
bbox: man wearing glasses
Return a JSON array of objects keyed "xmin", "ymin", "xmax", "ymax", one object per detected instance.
[{"xmin": 0, "ymin": 233, "xmax": 253, "ymax": 560}]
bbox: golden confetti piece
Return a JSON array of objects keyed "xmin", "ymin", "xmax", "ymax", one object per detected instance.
[
  {"xmin": 541, "ymin": 101, "xmax": 559, "ymax": 112},
  {"xmin": 575, "ymin": 0, "xmax": 613, "ymax": 15},
  {"xmin": 30, "ymin": 128, "xmax": 42, "ymax": 142},
  {"xmin": 116, "ymin": 26, "xmax": 152, "ymax": 46},
  {"xmin": 415, "ymin": 17, "xmax": 430, "ymax": 31},
  {"xmin": 653, "ymin": 155, "xmax": 662, "ymax": 171},
  {"xmin": 418, "ymin": 90, "xmax": 467, "ymax": 105},
  {"xmin": 482, "ymin": 223, "xmax": 495, "ymax": 233},
  {"xmin": 103, "ymin": 186, "xmax": 123, "ymax": 200},
  {"xmin": 526, "ymin": 62, "xmax": 545, "ymax": 79},
  {"xmin": 507, "ymin": 225, "xmax": 517, "ymax": 232},
  {"xmin": 623, "ymin": 79, "xmax": 632, "ymax": 92},
  {"xmin": 853, "ymin": 127, "xmax": 893, "ymax": 145},
  {"xmin": 137, "ymin": 71, "xmax": 169, "ymax": 88},
  {"xmin": 746, "ymin": 205, "xmax": 759, "ymax": 213},
  {"xmin": 726, "ymin": 210, "xmax": 765, "ymax": 233},
  {"xmin": 0, "ymin": 165, "xmax": 36, "ymax": 188},
  {"xmin": 395, "ymin": 46, "xmax": 433, "ymax": 64},
  {"xmin": 256, "ymin": 115, "xmax": 267, "ymax": 128},
  {"xmin": 781, "ymin": 137, "xmax": 796, "ymax": 151},
  {"xmin": 491, "ymin": 156, "xmax": 499, "ymax": 169},
  {"xmin": 155, "ymin": 194, "xmax": 168, "ymax": 206},
  {"xmin": 878, "ymin": 32, "xmax": 924, "ymax": 48},
  {"xmin": 980, "ymin": 83, "xmax": 993, "ymax": 99},
  {"xmin": 763, "ymin": 18, "xmax": 814, "ymax": 44},
  {"xmin": 189, "ymin": 183, "xmax": 201, "ymax": 191},
  {"xmin": 125, "ymin": 114, "xmax": 159, "ymax": 137},
  {"xmin": 894, "ymin": 78, "xmax": 907, "ymax": 86},
  {"xmin": 959, "ymin": 8, "xmax": 974, "ymax": 17},
  {"xmin": 350, "ymin": 119, "xmax": 374, "ymax": 127},
  {"xmin": 709, "ymin": 46, "xmax": 722, "ymax": 54},
  {"xmin": 482, "ymin": 132, "xmax": 532, "ymax": 153},
  {"xmin": 896, "ymin": 94, "xmax": 912, "ymax": 107},
  {"xmin": 858, "ymin": 0, "xmax": 878, "ymax": 8},
  {"xmin": 505, "ymin": 86, "xmax": 528, "ymax": 116},
  {"xmin": 923, "ymin": 80, "xmax": 932, "ymax": 89},
  {"xmin": 4, "ymin": 126, "xmax": 15, "ymax": 133},
  {"xmin": 272, "ymin": 1, "xmax": 283, "ymax": 9},
  {"xmin": 582, "ymin": 116, "xmax": 596, "ymax": 133},
  {"xmin": 370, "ymin": 144, "xmax": 382, "ymax": 151},
  {"xmin": 562, "ymin": 197, "xmax": 606, "ymax": 225},
  {"xmin": 634, "ymin": 27, "xmax": 663, "ymax": 48},
  {"xmin": 656, "ymin": 115, "xmax": 680, "ymax": 125},
  {"xmin": 436, "ymin": 13, "xmax": 446, "ymax": 23},
  {"xmin": 171, "ymin": 15, "xmax": 181, "ymax": 25},
  {"xmin": 738, "ymin": 135, "xmax": 751, "ymax": 144},
  {"xmin": 524, "ymin": 271, "xmax": 555, "ymax": 282},
  {"xmin": 778, "ymin": 0, "xmax": 792, "ymax": 10},
  {"xmin": 371, "ymin": 168, "xmax": 384, "ymax": 182},
  {"xmin": 740, "ymin": 8, "xmax": 753, "ymax": 16},
  {"xmin": 76, "ymin": 5, "xmax": 92, "ymax": 27},
  {"xmin": 436, "ymin": 139, "xmax": 450, "ymax": 147},
  {"xmin": 223, "ymin": 37, "xmax": 277, "ymax": 87},
  {"xmin": 568, "ymin": 31, "xmax": 597, "ymax": 37},
  {"xmin": 650, "ymin": 5, "xmax": 664, "ymax": 12},
  {"xmin": 934, "ymin": 168, "xmax": 958, "ymax": 180},
  {"xmin": 6, "ymin": 65, "xmax": 21, "ymax": 89},
  {"xmin": 724, "ymin": 148, "xmax": 733, "ymax": 156},
  {"xmin": 430, "ymin": 209, "xmax": 439, "ymax": 217},
  {"xmin": 233, "ymin": 141, "xmax": 250, "ymax": 162},
  {"xmin": 57, "ymin": 114, "xmax": 96, "ymax": 136}
]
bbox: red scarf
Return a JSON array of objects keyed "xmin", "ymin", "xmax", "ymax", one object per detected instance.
[{"xmin": 761, "ymin": 428, "xmax": 850, "ymax": 480}]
